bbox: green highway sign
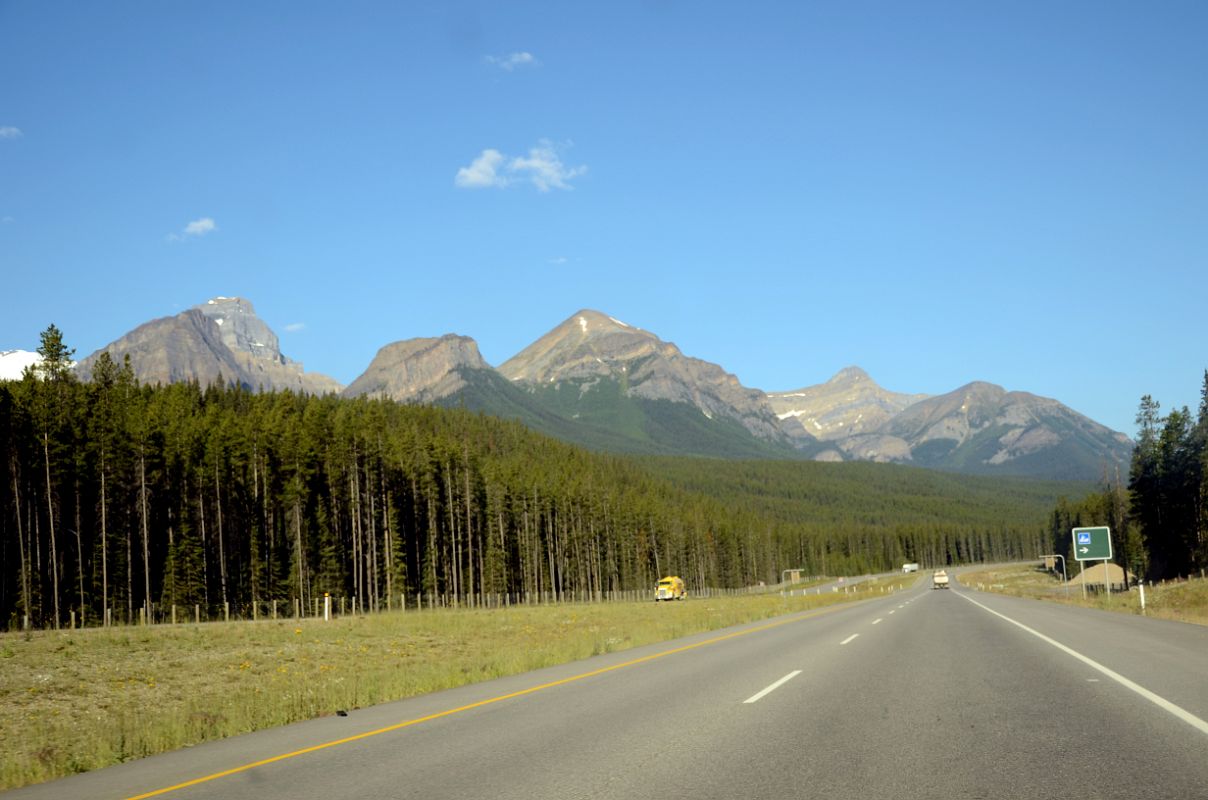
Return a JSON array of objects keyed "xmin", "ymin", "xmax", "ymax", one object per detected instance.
[{"xmin": 1071, "ymin": 526, "xmax": 1112, "ymax": 561}]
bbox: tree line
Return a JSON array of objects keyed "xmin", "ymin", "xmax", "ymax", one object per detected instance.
[
  {"xmin": 3, "ymin": 326, "xmax": 1054, "ymax": 630},
  {"xmin": 1046, "ymin": 372, "xmax": 1208, "ymax": 583}
]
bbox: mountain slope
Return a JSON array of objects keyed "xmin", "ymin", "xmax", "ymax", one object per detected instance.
[
  {"xmin": 769, "ymin": 366, "xmax": 929, "ymax": 442},
  {"xmin": 75, "ymin": 297, "xmax": 341, "ymax": 394},
  {"xmin": 340, "ymin": 330, "xmax": 802, "ymax": 458},
  {"xmin": 499, "ymin": 309, "xmax": 793, "ymax": 446},
  {"xmin": 343, "ymin": 335, "xmax": 490, "ymax": 402},
  {"xmin": 839, "ymin": 381, "xmax": 1134, "ymax": 479}
]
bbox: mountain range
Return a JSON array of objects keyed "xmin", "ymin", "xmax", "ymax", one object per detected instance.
[{"xmin": 6, "ymin": 298, "xmax": 1134, "ymax": 480}]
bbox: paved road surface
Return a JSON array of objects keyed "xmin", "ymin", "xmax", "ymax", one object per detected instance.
[{"xmin": 11, "ymin": 576, "xmax": 1208, "ymax": 799}]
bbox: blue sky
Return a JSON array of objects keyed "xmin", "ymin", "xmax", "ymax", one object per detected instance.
[{"xmin": 2, "ymin": 1, "xmax": 1205, "ymax": 436}]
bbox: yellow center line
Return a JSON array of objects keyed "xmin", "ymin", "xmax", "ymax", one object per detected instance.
[{"xmin": 126, "ymin": 601, "xmax": 857, "ymax": 800}]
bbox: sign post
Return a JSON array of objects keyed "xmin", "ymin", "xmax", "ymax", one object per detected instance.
[{"xmin": 1071, "ymin": 526, "xmax": 1113, "ymax": 600}]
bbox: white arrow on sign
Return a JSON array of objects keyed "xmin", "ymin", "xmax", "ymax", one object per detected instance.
[{"xmin": 1079, "ymin": 547, "xmax": 1090, "ymax": 554}]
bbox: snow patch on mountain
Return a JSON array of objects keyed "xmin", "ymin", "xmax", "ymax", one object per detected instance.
[{"xmin": 0, "ymin": 350, "xmax": 42, "ymax": 380}]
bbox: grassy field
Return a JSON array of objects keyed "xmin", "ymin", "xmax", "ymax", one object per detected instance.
[
  {"xmin": 961, "ymin": 564, "xmax": 1208, "ymax": 626},
  {"xmin": 0, "ymin": 576, "xmax": 912, "ymax": 790}
]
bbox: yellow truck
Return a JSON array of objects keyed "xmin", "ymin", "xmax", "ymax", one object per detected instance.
[{"xmin": 655, "ymin": 576, "xmax": 687, "ymax": 601}]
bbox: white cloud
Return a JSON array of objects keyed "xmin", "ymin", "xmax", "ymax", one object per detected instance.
[
  {"xmin": 284, "ymin": 323, "xmax": 306, "ymax": 333},
  {"xmin": 168, "ymin": 216, "xmax": 218, "ymax": 242},
  {"xmin": 485, "ymin": 52, "xmax": 537, "ymax": 71},
  {"xmin": 184, "ymin": 217, "xmax": 216, "ymax": 236},
  {"xmin": 0, "ymin": 127, "xmax": 21, "ymax": 139},
  {"xmin": 455, "ymin": 149, "xmax": 509, "ymax": 189},
  {"xmin": 510, "ymin": 141, "xmax": 587, "ymax": 192},
  {"xmin": 1, "ymin": 216, "xmax": 13, "ymax": 225},
  {"xmin": 548, "ymin": 256, "xmax": 569, "ymax": 265},
  {"xmin": 455, "ymin": 141, "xmax": 586, "ymax": 192}
]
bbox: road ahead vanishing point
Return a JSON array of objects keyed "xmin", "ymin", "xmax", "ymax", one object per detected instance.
[{"xmin": 12, "ymin": 577, "xmax": 1208, "ymax": 800}]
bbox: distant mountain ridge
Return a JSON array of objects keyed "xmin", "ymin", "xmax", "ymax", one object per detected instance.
[
  {"xmin": 75, "ymin": 297, "xmax": 342, "ymax": 394},
  {"xmin": 18, "ymin": 297, "xmax": 1134, "ymax": 479},
  {"xmin": 866, "ymin": 381, "xmax": 1133, "ymax": 477},
  {"xmin": 769, "ymin": 366, "xmax": 930, "ymax": 442}
]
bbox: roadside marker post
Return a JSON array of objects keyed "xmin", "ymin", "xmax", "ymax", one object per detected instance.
[{"xmin": 1039, "ymin": 553, "xmax": 1068, "ymax": 595}]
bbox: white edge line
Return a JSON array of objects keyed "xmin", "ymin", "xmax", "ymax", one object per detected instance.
[
  {"xmin": 840, "ymin": 634, "xmax": 859, "ymax": 645},
  {"xmin": 956, "ymin": 591, "xmax": 1208, "ymax": 737},
  {"xmin": 872, "ymin": 618, "xmax": 883, "ymax": 625},
  {"xmin": 744, "ymin": 670, "xmax": 802, "ymax": 704}
]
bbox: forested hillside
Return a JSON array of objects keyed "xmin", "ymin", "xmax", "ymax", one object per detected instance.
[
  {"xmin": 2, "ymin": 329, "xmax": 1072, "ymax": 630},
  {"xmin": 643, "ymin": 457, "xmax": 1085, "ymax": 569}
]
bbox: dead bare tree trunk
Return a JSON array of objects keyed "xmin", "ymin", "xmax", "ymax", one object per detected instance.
[
  {"xmin": 139, "ymin": 447, "xmax": 151, "ymax": 622},
  {"xmin": 383, "ymin": 470, "xmax": 394, "ymax": 608},
  {"xmin": 74, "ymin": 483, "xmax": 85, "ymax": 625},
  {"xmin": 294, "ymin": 497, "xmax": 306, "ymax": 613},
  {"xmin": 44, "ymin": 433, "xmax": 60, "ymax": 628},
  {"xmin": 369, "ymin": 477, "xmax": 379, "ymax": 611},
  {"xmin": 463, "ymin": 450, "xmax": 474, "ymax": 603},
  {"xmin": 214, "ymin": 461, "xmax": 228, "ymax": 609},
  {"xmin": 100, "ymin": 450, "xmax": 108, "ymax": 625},
  {"xmin": 12, "ymin": 465, "xmax": 31, "ymax": 624}
]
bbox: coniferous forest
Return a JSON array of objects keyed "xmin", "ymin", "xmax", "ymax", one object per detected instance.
[
  {"xmin": 1047, "ymin": 374, "xmax": 1208, "ymax": 584},
  {"xmin": 2, "ymin": 327, "xmax": 1083, "ymax": 630}
]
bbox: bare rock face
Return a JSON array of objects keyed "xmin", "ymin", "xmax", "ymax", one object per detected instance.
[
  {"xmin": 192, "ymin": 297, "xmax": 342, "ymax": 394},
  {"xmin": 768, "ymin": 367, "xmax": 929, "ymax": 441},
  {"xmin": 499, "ymin": 310, "xmax": 788, "ymax": 442},
  {"xmin": 75, "ymin": 297, "xmax": 342, "ymax": 394},
  {"xmin": 834, "ymin": 433, "xmax": 914, "ymax": 463},
  {"xmin": 196, "ymin": 297, "xmax": 283, "ymax": 365},
  {"xmin": 873, "ymin": 381, "xmax": 1133, "ymax": 475},
  {"xmin": 75, "ymin": 309, "xmax": 247, "ymax": 386},
  {"xmin": 343, "ymin": 335, "xmax": 489, "ymax": 403},
  {"xmin": 498, "ymin": 310, "xmax": 660, "ymax": 383}
]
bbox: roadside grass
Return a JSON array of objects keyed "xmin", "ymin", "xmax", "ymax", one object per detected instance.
[
  {"xmin": 961, "ymin": 564, "xmax": 1208, "ymax": 627},
  {"xmin": 0, "ymin": 577, "xmax": 910, "ymax": 790}
]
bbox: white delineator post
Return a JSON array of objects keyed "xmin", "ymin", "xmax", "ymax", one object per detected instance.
[{"xmin": 324, "ymin": 592, "xmax": 331, "ymax": 621}]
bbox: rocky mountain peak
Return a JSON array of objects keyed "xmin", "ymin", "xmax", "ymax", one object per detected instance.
[
  {"xmin": 343, "ymin": 334, "xmax": 489, "ymax": 403},
  {"xmin": 569, "ymin": 309, "xmax": 645, "ymax": 337},
  {"xmin": 194, "ymin": 296, "xmax": 283, "ymax": 365},
  {"xmin": 498, "ymin": 309, "xmax": 662, "ymax": 384},
  {"xmin": 497, "ymin": 310, "xmax": 788, "ymax": 443},
  {"xmin": 769, "ymin": 367, "xmax": 929, "ymax": 441},
  {"xmin": 74, "ymin": 297, "xmax": 342, "ymax": 395},
  {"xmin": 830, "ymin": 365, "xmax": 872, "ymax": 384}
]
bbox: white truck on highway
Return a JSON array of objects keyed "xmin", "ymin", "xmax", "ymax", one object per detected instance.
[{"xmin": 932, "ymin": 570, "xmax": 949, "ymax": 589}]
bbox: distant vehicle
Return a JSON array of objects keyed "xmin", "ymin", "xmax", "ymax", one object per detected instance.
[
  {"xmin": 902, "ymin": 563, "xmax": 920, "ymax": 573},
  {"xmin": 932, "ymin": 570, "xmax": 950, "ymax": 589},
  {"xmin": 655, "ymin": 576, "xmax": 687, "ymax": 601}
]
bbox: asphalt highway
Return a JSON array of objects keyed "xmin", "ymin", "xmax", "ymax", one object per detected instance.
[{"xmin": 11, "ymin": 575, "xmax": 1208, "ymax": 800}]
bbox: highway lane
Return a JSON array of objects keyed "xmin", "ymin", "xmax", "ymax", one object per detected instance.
[{"xmin": 10, "ymin": 580, "xmax": 1208, "ymax": 800}]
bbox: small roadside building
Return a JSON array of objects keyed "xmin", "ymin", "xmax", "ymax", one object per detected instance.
[{"xmin": 1067, "ymin": 562, "xmax": 1134, "ymax": 592}]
